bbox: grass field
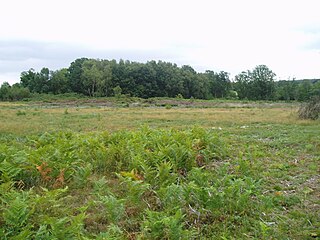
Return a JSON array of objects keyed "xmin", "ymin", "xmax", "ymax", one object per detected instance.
[
  {"xmin": 0, "ymin": 100, "xmax": 319, "ymax": 239},
  {"xmin": 0, "ymin": 100, "xmax": 303, "ymax": 135}
]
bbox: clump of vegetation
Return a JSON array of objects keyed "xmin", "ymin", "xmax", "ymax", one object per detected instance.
[
  {"xmin": 0, "ymin": 82, "xmax": 30, "ymax": 101},
  {"xmin": 113, "ymin": 85, "xmax": 122, "ymax": 99},
  {"xmin": 16, "ymin": 110, "xmax": 27, "ymax": 116},
  {"xmin": 176, "ymin": 93, "xmax": 184, "ymax": 99},
  {"xmin": 165, "ymin": 104, "xmax": 172, "ymax": 109},
  {"xmin": 298, "ymin": 96, "xmax": 320, "ymax": 120}
]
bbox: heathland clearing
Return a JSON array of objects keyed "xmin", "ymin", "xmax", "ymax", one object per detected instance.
[{"xmin": 0, "ymin": 100, "xmax": 319, "ymax": 239}]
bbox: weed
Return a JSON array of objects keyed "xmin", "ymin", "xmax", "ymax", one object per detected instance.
[{"xmin": 16, "ymin": 110, "xmax": 26, "ymax": 116}]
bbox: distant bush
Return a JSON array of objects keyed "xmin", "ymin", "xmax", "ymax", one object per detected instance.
[
  {"xmin": 227, "ymin": 90, "xmax": 239, "ymax": 100},
  {"xmin": 298, "ymin": 96, "xmax": 320, "ymax": 120},
  {"xmin": 165, "ymin": 104, "xmax": 172, "ymax": 109},
  {"xmin": 0, "ymin": 82, "xmax": 31, "ymax": 101},
  {"xmin": 176, "ymin": 93, "xmax": 184, "ymax": 99},
  {"xmin": 16, "ymin": 110, "xmax": 27, "ymax": 116},
  {"xmin": 113, "ymin": 86, "xmax": 122, "ymax": 98}
]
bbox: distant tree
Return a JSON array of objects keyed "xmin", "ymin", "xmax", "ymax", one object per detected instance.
[
  {"xmin": 216, "ymin": 71, "xmax": 231, "ymax": 98},
  {"xmin": 311, "ymin": 80, "xmax": 320, "ymax": 97},
  {"xmin": 49, "ymin": 68, "xmax": 69, "ymax": 94},
  {"xmin": 195, "ymin": 74, "xmax": 211, "ymax": 99},
  {"xmin": 147, "ymin": 60, "xmax": 166, "ymax": 97},
  {"xmin": 181, "ymin": 65, "xmax": 196, "ymax": 74},
  {"xmin": 0, "ymin": 82, "xmax": 11, "ymax": 100},
  {"xmin": 35, "ymin": 68, "xmax": 50, "ymax": 93},
  {"xmin": 22, "ymin": 58, "xmax": 319, "ymax": 102},
  {"xmin": 180, "ymin": 65, "xmax": 198, "ymax": 98},
  {"xmin": 274, "ymin": 80, "xmax": 298, "ymax": 101},
  {"xmin": 250, "ymin": 65, "xmax": 276, "ymax": 100},
  {"xmin": 297, "ymin": 81, "xmax": 313, "ymax": 101},
  {"xmin": 20, "ymin": 67, "xmax": 50, "ymax": 93},
  {"xmin": 204, "ymin": 70, "xmax": 231, "ymax": 98},
  {"xmin": 234, "ymin": 71, "xmax": 251, "ymax": 99},
  {"xmin": 125, "ymin": 62, "xmax": 158, "ymax": 98},
  {"xmin": 99, "ymin": 60, "xmax": 113, "ymax": 97},
  {"xmin": 20, "ymin": 68, "xmax": 36, "ymax": 89},
  {"xmin": 156, "ymin": 61, "xmax": 181, "ymax": 98},
  {"xmin": 235, "ymin": 65, "xmax": 275, "ymax": 100},
  {"xmin": 80, "ymin": 59, "xmax": 104, "ymax": 97},
  {"xmin": 68, "ymin": 58, "xmax": 88, "ymax": 94}
]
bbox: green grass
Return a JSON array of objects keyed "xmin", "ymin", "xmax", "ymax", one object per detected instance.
[
  {"xmin": 0, "ymin": 100, "xmax": 319, "ymax": 239},
  {"xmin": 0, "ymin": 100, "xmax": 304, "ymax": 136}
]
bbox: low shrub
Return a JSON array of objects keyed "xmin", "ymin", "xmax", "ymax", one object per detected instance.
[{"xmin": 298, "ymin": 96, "xmax": 320, "ymax": 120}]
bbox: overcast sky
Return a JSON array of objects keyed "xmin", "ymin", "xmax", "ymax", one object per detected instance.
[{"xmin": 1, "ymin": 0, "xmax": 319, "ymax": 85}]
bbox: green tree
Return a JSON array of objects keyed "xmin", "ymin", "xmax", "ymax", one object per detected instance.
[
  {"xmin": 0, "ymin": 82, "xmax": 11, "ymax": 100},
  {"xmin": 205, "ymin": 71, "xmax": 231, "ymax": 98},
  {"xmin": 235, "ymin": 65, "xmax": 276, "ymax": 100},
  {"xmin": 49, "ymin": 68, "xmax": 69, "ymax": 94},
  {"xmin": 81, "ymin": 59, "xmax": 104, "ymax": 97},
  {"xmin": 234, "ymin": 71, "xmax": 251, "ymax": 99},
  {"xmin": 297, "ymin": 81, "xmax": 313, "ymax": 101},
  {"xmin": 99, "ymin": 60, "xmax": 113, "ymax": 97},
  {"xmin": 311, "ymin": 80, "xmax": 320, "ymax": 97},
  {"xmin": 274, "ymin": 80, "xmax": 298, "ymax": 101},
  {"xmin": 251, "ymin": 65, "xmax": 276, "ymax": 100},
  {"xmin": 20, "ymin": 68, "xmax": 50, "ymax": 93},
  {"xmin": 67, "ymin": 58, "xmax": 88, "ymax": 94},
  {"xmin": 180, "ymin": 65, "xmax": 198, "ymax": 98},
  {"xmin": 20, "ymin": 69, "xmax": 36, "ymax": 89}
]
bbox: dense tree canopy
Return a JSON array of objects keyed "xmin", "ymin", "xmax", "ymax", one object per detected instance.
[
  {"xmin": 234, "ymin": 65, "xmax": 276, "ymax": 100},
  {"xmin": 1, "ymin": 58, "xmax": 319, "ymax": 101},
  {"xmin": 13, "ymin": 59, "xmax": 234, "ymax": 99}
]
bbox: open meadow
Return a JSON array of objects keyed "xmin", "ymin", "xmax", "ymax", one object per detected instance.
[{"xmin": 0, "ymin": 99, "xmax": 319, "ymax": 239}]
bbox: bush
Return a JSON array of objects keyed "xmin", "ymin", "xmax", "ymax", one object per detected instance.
[
  {"xmin": 16, "ymin": 110, "xmax": 27, "ymax": 116},
  {"xmin": 176, "ymin": 93, "xmax": 184, "ymax": 99},
  {"xmin": 298, "ymin": 96, "xmax": 320, "ymax": 120},
  {"xmin": 226, "ymin": 90, "xmax": 239, "ymax": 100},
  {"xmin": 9, "ymin": 86, "xmax": 31, "ymax": 100},
  {"xmin": 0, "ymin": 82, "xmax": 31, "ymax": 101},
  {"xmin": 165, "ymin": 104, "xmax": 172, "ymax": 109}
]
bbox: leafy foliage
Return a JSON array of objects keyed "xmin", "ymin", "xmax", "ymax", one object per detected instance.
[
  {"xmin": 0, "ymin": 122, "xmax": 319, "ymax": 239},
  {"xmin": 2, "ymin": 58, "xmax": 319, "ymax": 101},
  {"xmin": 0, "ymin": 82, "xmax": 30, "ymax": 101},
  {"xmin": 234, "ymin": 65, "xmax": 276, "ymax": 100}
]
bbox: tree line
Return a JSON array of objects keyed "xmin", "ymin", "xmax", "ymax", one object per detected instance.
[{"xmin": 1, "ymin": 58, "xmax": 319, "ymax": 101}]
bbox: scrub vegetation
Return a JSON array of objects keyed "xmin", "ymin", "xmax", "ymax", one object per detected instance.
[
  {"xmin": 298, "ymin": 96, "xmax": 320, "ymax": 120},
  {"xmin": 0, "ymin": 100, "xmax": 319, "ymax": 239}
]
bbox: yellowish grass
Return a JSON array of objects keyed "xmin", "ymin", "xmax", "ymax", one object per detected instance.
[{"xmin": 0, "ymin": 104, "xmax": 316, "ymax": 136}]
